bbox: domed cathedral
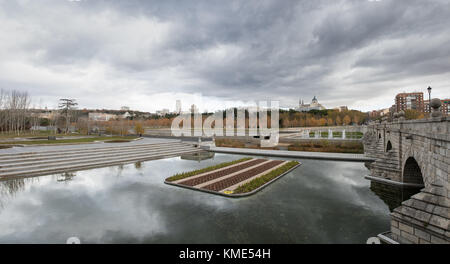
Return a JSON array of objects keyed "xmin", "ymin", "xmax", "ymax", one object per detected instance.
[
  {"xmin": 311, "ymin": 96, "xmax": 319, "ymax": 106},
  {"xmin": 297, "ymin": 96, "xmax": 326, "ymax": 112}
]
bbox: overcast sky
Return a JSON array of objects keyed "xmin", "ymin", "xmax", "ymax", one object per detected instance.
[{"xmin": 0, "ymin": 0, "xmax": 449, "ymax": 112}]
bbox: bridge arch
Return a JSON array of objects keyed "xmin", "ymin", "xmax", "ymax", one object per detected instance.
[
  {"xmin": 386, "ymin": 141, "xmax": 392, "ymax": 152},
  {"xmin": 403, "ymin": 157, "xmax": 424, "ymax": 185}
]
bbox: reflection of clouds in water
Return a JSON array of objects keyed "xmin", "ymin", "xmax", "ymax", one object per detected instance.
[
  {"xmin": 296, "ymin": 161, "xmax": 365, "ymax": 196},
  {"xmin": 0, "ymin": 156, "xmax": 238, "ymax": 243},
  {"xmin": 0, "ymin": 166, "xmax": 168, "ymax": 243},
  {"xmin": 0, "ymin": 177, "xmax": 43, "ymax": 210},
  {"xmin": 289, "ymin": 160, "xmax": 389, "ymax": 217},
  {"xmin": 0, "ymin": 155, "xmax": 390, "ymax": 243}
]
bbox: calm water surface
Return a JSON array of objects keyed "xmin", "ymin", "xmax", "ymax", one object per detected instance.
[{"xmin": 0, "ymin": 154, "xmax": 392, "ymax": 243}]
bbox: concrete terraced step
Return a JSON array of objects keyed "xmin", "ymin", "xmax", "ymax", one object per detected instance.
[
  {"xmin": 0, "ymin": 141, "xmax": 189, "ymax": 160},
  {"xmin": 0, "ymin": 144, "xmax": 192, "ymax": 167},
  {"xmin": 370, "ymin": 165, "xmax": 401, "ymax": 172},
  {"xmin": 0, "ymin": 148, "xmax": 201, "ymax": 179},
  {"xmin": 373, "ymin": 159, "xmax": 400, "ymax": 165},
  {"xmin": 0, "ymin": 143, "xmax": 191, "ymax": 165},
  {"xmin": 373, "ymin": 159, "xmax": 398, "ymax": 164},
  {"xmin": 0, "ymin": 145, "xmax": 196, "ymax": 173}
]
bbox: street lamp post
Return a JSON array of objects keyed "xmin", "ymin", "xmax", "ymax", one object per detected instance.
[{"xmin": 427, "ymin": 86, "xmax": 432, "ymax": 113}]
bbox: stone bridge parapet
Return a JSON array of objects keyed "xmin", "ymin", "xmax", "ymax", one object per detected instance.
[{"xmin": 363, "ymin": 115, "xmax": 449, "ymax": 244}]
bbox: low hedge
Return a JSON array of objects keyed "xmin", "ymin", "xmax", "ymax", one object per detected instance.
[{"xmin": 233, "ymin": 160, "xmax": 299, "ymax": 194}]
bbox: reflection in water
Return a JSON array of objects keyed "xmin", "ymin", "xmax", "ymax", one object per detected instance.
[
  {"xmin": 370, "ymin": 181, "xmax": 421, "ymax": 211},
  {"xmin": 0, "ymin": 177, "xmax": 39, "ymax": 210},
  {"xmin": 180, "ymin": 151, "xmax": 215, "ymax": 162},
  {"xmin": 56, "ymin": 172, "xmax": 77, "ymax": 182},
  {"xmin": 364, "ymin": 161, "xmax": 373, "ymax": 170},
  {"xmin": 134, "ymin": 162, "xmax": 142, "ymax": 169},
  {"xmin": 0, "ymin": 154, "xmax": 392, "ymax": 243},
  {"xmin": 0, "ymin": 178, "xmax": 26, "ymax": 196}
]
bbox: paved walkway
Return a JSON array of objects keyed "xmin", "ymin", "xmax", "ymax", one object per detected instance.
[
  {"xmin": 209, "ymin": 146, "xmax": 374, "ymax": 162},
  {"xmin": 0, "ymin": 137, "xmax": 179, "ymax": 155}
]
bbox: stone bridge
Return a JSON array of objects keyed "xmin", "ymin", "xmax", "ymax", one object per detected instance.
[{"xmin": 363, "ymin": 108, "xmax": 449, "ymax": 244}]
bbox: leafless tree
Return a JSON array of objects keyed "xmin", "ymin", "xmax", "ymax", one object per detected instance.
[{"xmin": 0, "ymin": 89, "xmax": 30, "ymax": 135}]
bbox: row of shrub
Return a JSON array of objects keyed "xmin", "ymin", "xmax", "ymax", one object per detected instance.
[
  {"xmin": 166, "ymin": 157, "xmax": 252, "ymax": 182},
  {"xmin": 233, "ymin": 161, "xmax": 300, "ymax": 194},
  {"xmin": 287, "ymin": 140, "xmax": 364, "ymax": 153},
  {"xmin": 215, "ymin": 138, "xmax": 364, "ymax": 154}
]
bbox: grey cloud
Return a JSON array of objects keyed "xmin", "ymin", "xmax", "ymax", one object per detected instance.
[{"xmin": 0, "ymin": 0, "xmax": 449, "ymax": 110}]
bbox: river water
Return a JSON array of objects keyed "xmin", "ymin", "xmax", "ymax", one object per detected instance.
[{"xmin": 0, "ymin": 153, "xmax": 394, "ymax": 243}]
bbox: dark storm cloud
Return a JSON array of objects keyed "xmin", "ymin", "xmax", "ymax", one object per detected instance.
[{"xmin": 0, "ymin": 0, "xmax": 449, "ymax": 111}]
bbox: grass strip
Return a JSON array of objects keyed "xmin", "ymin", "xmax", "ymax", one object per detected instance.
[
  {"xmin": 166, "ymin": 157, "xmax": 252, "ymax": 182},
  {"xmin": 233, "ymin": 160, "xmax": 299, "ymax": 194}
]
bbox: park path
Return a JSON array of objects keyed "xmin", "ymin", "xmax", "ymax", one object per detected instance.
[{"xmin": 209, "ymin": 146, "xmax": 374, "ymax": 162}]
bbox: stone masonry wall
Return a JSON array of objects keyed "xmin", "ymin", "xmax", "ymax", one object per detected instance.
[{"xmin": 364, "ymin": 116, "xmax": 449, "ymax": 244}]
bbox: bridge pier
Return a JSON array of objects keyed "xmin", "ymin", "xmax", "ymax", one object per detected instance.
[
  {"xmin": 390, "ymin": 180, "xmax": 449, "ymax": 244},
  {"xmin": 364, "ymin": 115, "xmax": 449, "ymax": 244}
]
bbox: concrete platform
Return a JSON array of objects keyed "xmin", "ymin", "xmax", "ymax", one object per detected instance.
[
  {"xmin": 209, "ymin": 146, "xmax": 374, "ymax": 162},
  {"xmin": 0, "ymin": 137, "xmax": 179, "ymax": 155},
  {"xmin": 0, "ymin": 138, "xmax": 201, "ymax": 180}
]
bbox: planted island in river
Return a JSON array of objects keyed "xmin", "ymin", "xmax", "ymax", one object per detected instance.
[{"xmin": 165, "ymin": 157, "xmax": 300, "ymax": 197}]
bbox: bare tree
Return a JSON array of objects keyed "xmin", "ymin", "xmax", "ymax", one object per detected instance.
[{"xmin": 0, "ymin": 90, "xmax": 30, "ymax": 135}]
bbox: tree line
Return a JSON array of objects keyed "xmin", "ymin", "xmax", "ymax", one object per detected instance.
[
  {"xmin": 279, "ymin": 109, "xmax": 368, "ymax": 127},
  {"xmin": 0, "ymin": 89, "xmax": 35, "ymax": 135},
  {"xmin": 137, "ymin": 108, "xmax": 370, "ymax": 128},
  {"xmin": 0, "ymin": 88, "xmax": 371, "ymax": 137}
]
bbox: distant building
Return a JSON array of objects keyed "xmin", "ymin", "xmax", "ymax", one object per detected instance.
[
  {"xmin": 424, "ymin": 99, "xmax": 450, "ymax": 115},
  {"xmin": 380, "ymin": 108, "xmax": 390, "ymax": 116},
  {"xmin": 121, "ymin": 111, "xmax": 132, "ymax": 119},
  {"xmin": 297, "ymin": 96, "xmax": 326, "ymax": 112},
  {"xmin": 395, "ymin": 92, "xmax": 424, "ymax": 112},
  {"xmin": 369, "ymin": 110, "xmax": 380, "ymax": 119},
  {"xmin": 88, "ymin": 112, "xmax": 117, "ymax": 121},
  {"xmin": 121, "ymin": 106, "xmax": 130, "ymax": 111},
  {"xmin": 176, "ymin": 100, "xmax": 182, "ymax": 114},
  {"xmin": 334, "ymin": 106, "xmax": 348, "ymax": 112},
  {"xmin": 369, "ymin": 108, "xmax": 390, "ymax": 119},
  {"xmin": 37, "ymin": 111, "xmax": 57, "ymax": 119},
  {"xmin": 389, "ymin": 104, "xmax": 396, "ymax": 114},
  {"xmin": 156, "ymin": 109, "xmax": 170, "ymax": 116},
  {"xmin": 190, "ymin": 104, "xmax": 199, "ymax": 114}
]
